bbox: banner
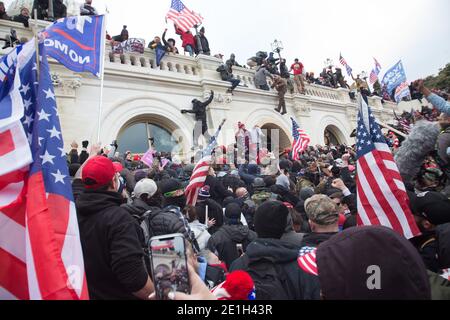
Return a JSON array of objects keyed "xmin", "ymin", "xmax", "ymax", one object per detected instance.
[
  {"xmin": 394, "ymin": 81, "xmax": 411, "ymax": 103},
  {"xmin": 112, "ymin": 38, "xmax": 145, "ymax": 54},
  {"xmin": 141, "ymin": 148, "xmax": 154, "ymax": 167},
  {"xmin": 381, "ymin": 60, "xmax": 407, "ymax": 94},
  {"xmin": 41, "ymin": 15, "xmax": 106, "ymax": 77}
]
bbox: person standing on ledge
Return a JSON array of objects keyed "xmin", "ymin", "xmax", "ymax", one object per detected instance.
[{"xmin": 181, "ymin": 91, "xmax": 215, "ymax": 149}]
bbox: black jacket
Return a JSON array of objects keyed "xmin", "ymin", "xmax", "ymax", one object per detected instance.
[
  {"xmin": 195, "ymin": 199, "xmax": 224, "ymax": 234},
  {"xmin": 195, "ymin": 34, "xmax": 210, "ymax": 54},
  {"xmin": 230, "ymin": 239, "xmax": 321, "ymax": 300},
  {"xmin": 76, "ymin": 191, "xmax": 148, "ymax": 300},
  {"xmin": 12, "ymin": 14, "xmax": 29, "ymax": 28},
  {"xmin": 205, "ymin": 175, "xmax": 233, "ymax": 205},
  {"xmin": 208, "ymin": 225, "xmax": 257, "ymax": 268},
  {"xmin": 301, "ymin": 232, "xmax": 337, "ymax": 247}
]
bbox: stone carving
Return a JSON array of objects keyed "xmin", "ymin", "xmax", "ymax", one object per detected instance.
[
  {"xmin": 51, "ymin": 73, "xmax": 82, "ymax": 98},
  {"xmin": 203, "ymin": 90, "xmax": 232, "ymax": 105}
]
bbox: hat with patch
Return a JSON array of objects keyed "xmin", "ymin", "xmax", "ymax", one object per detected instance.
[{"xmin": 408, "ymin": 191, "xmax": 450, "ymax": 225}]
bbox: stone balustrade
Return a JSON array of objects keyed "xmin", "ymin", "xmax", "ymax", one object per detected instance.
[{"xmin": 0, "ymin": 18, "xmax": 399, "ymax": 113}]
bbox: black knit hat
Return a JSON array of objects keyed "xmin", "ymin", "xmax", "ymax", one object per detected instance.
[
  {"xmin": 254, "ymin": 201, "xmax": 288, "ymax": 239},
  {"xmin": 225, "ymin": 203, "xmax": 241, "ymax": 224},
  {"xmin": 82, "ymin": 140, "xmax": 89, "ymax": 148}
]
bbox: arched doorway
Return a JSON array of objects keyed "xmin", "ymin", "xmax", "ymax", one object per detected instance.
[
  {"xmin": 261, "ymin": 123, "xmax": 291, "ymax": 152},
  {"xmin": 324, "ymin": 125, "xmax": 345, "ymax": 146},
  {"xmin": 117, "ymin": 116, "xmax": 181, "ymax": 154}
]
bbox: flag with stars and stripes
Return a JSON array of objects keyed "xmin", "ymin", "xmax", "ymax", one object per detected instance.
[
  {"xmin": 339, "ymin": 53, "xmax": 353, "ymax": 76},
  {"xmin": 291, "ymin": 117, "xmax": 310, "ymax": 161},
  {"xmin": 355, "ymin": 96, "xmax": 420, "ymax": 239},
  {"xmin": 297, "ymin": 247, "xmax": 318, "ymax": 276},
  {"xmin": 369, "ymin": 58, "xmax": 382, "ymax": 85},
  {"xmin": 166, "ymin": 0, "xmax": 203, "ymax": 33},
  {"xmin": 185, "ymin": 120, "xmax": 225, "ymax": 206},
  {"xmin": 0, "ymin": 39, "xmax": 88, "ymax": 300}
]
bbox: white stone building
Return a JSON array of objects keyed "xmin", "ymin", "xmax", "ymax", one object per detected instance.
[{"xmin": 1, "ymin": 18, "xmax": 421, "ymax": 160}]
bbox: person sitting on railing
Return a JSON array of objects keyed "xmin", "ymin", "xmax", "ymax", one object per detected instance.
[
  {"xmin": 0, "ymin": 2, "xmax": 10, "ymax": 20},
  {"xmin": 80, "ymin": 0, "xmax": 98, "ymax": 16},
  {"xmin": 162, "ymin": 28, "xmax": 179, "ymax": 54},
  {"xmin": 174, "ymin": 24, "xmax": 196, "ymax": 57},
  {"xmin": 148, "ymin": 35, "xmax": 162, "ymax": 49},
  {"xmin": 255, "ymin": 63, "xmax": 273, "ymax": 91},
  {"xmin": 12, "ymin": 7, "xmax": 30, "ymax": 28},
  {"xmin": 216, "ymin": 63, "xmax": 240, "ymax": 94}
]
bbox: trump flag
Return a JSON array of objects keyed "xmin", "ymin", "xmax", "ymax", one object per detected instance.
[{"xmin": 40, "ymin": 15, "xmax": 106, "ymax": 78}]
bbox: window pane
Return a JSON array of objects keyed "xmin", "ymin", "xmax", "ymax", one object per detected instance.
[
  {"xmin": 117, "ymin": 123, "xmax": 148, "ymax": 154},
  {"xmin": 148, "ymin": 124, "xmax": 176, "ymax": 153}
]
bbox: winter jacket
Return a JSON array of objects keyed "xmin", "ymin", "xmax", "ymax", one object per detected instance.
[
  {"xmin": 301, "ymin": 232, "xmax": 337, "ymax": 247},
  {"xmin": 205, "ymin": 175, "xmax": 233, "ymax": 205},
  {"xmin": 195, "ymin": 199, "xmax": 224, "ymax": 234},
  {"xmin": 175, "ymin": 26, "xmax": 196, "ymax": 49},
  {"xmin": 76, "ymin": 190, "xmax": 149, "ymax": 300},
  {"xmin": 189, "ymin": 220, "xmax": 211, "ymax": 252},
  {"xmin": 208, "ymin": 225, "xmax": 257, "ymax": 268},
  {"xmin": 230, "ymin": 239, "xmax": 321, "ymax": 300},
  {"xmin": 255, "ymin": 66, "xmax": 273, "ymax": 87},
  {"xmin": 195, "ymin": 34, "xmax": 210, "ymax": 54}
]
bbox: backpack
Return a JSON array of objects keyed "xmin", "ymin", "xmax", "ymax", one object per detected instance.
[{"xmin": 242, "ymin": 255, "xmax": 296, "ymax": 300}]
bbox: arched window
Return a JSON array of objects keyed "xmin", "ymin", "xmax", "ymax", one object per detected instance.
[{"xmin": 117, "ymin": 122, "xmax": 176, "ymax": 154}]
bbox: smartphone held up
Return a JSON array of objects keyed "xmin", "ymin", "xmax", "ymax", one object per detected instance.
[{"xmin": 149, "ymin": 233, "xmax": 191, "ymax": 300}]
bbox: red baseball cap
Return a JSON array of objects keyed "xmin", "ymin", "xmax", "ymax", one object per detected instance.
[
  {"xmin": 82, "ymin": 156, "xmax": 121, "ymax": 189},
  {"xmin": 112, "ymin": 162, "xmax": 123, "ymax": 172}
]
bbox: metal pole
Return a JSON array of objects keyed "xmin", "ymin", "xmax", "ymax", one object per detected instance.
[
  {"xmin": 48, "ymin": 0, "xmax": 54, "ymax": 21},
  {"xmin": 96, "ymin": 15, "xmax": 107, "ymax": 143},
  {"xmin": 33, "ymin": 9, "xmax": 40, "ymax": 78}
]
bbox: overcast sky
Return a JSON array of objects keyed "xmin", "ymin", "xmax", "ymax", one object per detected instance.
[{"xmin": 6, "ymin": 0, "xmax": 450, "ymax": 80}]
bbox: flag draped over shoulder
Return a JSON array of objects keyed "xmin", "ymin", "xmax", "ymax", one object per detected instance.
[
  {"xmin": 40, "ymin": 15, "xmax": 106, "ymax": 77},
  {"xmin": 0, "ymin": 40, "xmax": 88, "ymax": 300},
  {"xmin": 290, "ymin": 117, "xmax": 310, "ymax": 161},
  {"xmin": 355, "ymin": 96, "xmax": 420, "ymax": 239},
  {"xmin": 166, "ymin": 0, "xmax": 203, "ymax": 33}
]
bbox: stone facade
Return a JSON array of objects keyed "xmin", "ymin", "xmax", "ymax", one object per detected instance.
[{"xmin": 1, "ymin": 19, "xmax": 417, "ymax": 155}]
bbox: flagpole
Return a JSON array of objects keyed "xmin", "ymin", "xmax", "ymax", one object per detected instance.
[
  {"xmin": 33, "ymin": 9, "xmax": 40, "ymax": 78},
  {"xmin": 96, "ymin": 14, "xmax": 107, "ymax": 143}
]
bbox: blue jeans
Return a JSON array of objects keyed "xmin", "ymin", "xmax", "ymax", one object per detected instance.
[
  {"xmin": 228, "ymin": 79, "xmax": 240, "ymax": 90},
  {"xmin": 185, "ymin": 45, "xmax": 194, "ymax": 56}
]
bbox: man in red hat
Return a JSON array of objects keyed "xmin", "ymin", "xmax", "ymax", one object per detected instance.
[{"xmin": 76, "ymin": 156, "xmax": 154, "ymax": 300}]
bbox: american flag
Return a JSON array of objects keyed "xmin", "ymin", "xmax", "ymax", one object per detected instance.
[
  {"xmin": 0, "ymin": 40, "xmax": 88, "ymax": 300},
  {"xmin": 339, "ymin": 53, "xmax": 353, "ymax": 76},
  {"xmin": 291, "ymin": 117, "xmax": 310, "ymax": 161},
  {"xmin": 185, "ymin": 120, "xmax": 225, "ymax": 206},
  {"xmin": 369, "ymin": 69, "xmax": 378, "ymax": 85},
  {"xmin": 297, "ymin": 247, "xmax": 318, "ymax": 276},
  {"xmin": 369, "ymin": 58, "xmax": 382, "ymax": 84},
  {"xmin": 356, "ymin": 96, "xmax": 420, "ymax": 239},
  {"xmin": 166, "ymin": 0, "xmax": 203, "ymax": 33}
]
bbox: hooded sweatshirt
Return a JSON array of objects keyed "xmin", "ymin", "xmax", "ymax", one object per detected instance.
[
  {"xmin": 317, "ymin": 226, "xmax": 431, "ymax": 300},
  {"xmin": 76, "ymin": 190, "xmax": 148, "ymax": 300},
  {"xmin": 207, "ymin": 225, "xmax": 257, "ymax": 269}
]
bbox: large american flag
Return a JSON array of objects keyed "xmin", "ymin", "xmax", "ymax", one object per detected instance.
[
  {"xmin": 185, "ymin": 120, "xmax": 224, "ymax": 206},
  {"xmin": 356, "ymin": 96, "xmax": 420, "ymax": 239},
  {"xmin": 0, "ymin": 40, "xmax": 88, "ymax": 300},
  {"xmin": 339, "ymin": 53, "xmax": 353, "ymax": 76},
  {"xmin": 291, "ymin": 117, "xmax": 310, "ymax": 161},
  {"xmin": 166, "ymin": 0, "xmax": 203, "ymax": 33}
]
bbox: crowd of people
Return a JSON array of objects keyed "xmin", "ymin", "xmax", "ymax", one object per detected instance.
[{"xmin": 62, "ymin": 80, "xmax": 450, "ymax": 300}]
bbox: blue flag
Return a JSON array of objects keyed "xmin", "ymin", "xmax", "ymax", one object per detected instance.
[
  {"xmin": 41, "ymin": 15, "xmax": 106, "ymax": 77},
  {"xmin": 155, "ymin": 44, "xmax": 166, "ymax": 67},
  {"xmin": 381, "ymin": 60, "xmax": 407, "ymax": 95}
]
